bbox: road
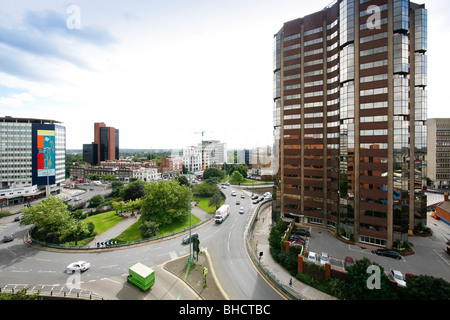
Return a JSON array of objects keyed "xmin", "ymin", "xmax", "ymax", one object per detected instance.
[
  {"xmin": 207, "ymin": 186, "xmax": 282, "ymax": 300},
  {"xmin": 0, "ymin": 183, "xmax": 283, "ymax": 300}
]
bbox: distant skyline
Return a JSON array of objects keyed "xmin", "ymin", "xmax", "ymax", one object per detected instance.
[{"xmin": 0, "ymin": 0, "xmax": 448, "ymax": 150}]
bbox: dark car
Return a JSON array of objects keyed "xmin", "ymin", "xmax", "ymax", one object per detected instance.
[
  {"xmin": 373, "ymin": 249, "xmax": 402, "ymax": 260},
  {"xmin": 14, "ymin": 215, "xmax": 24, "ymax": 222},
  {"xmin": 3, "ymin": 234, "xmax": 14, "ymax": 242},
  {"xmin": 289, "ymin": 235, "xmax": 305, "ymax": 245},
  {"xmin": 292, "ymin": 228, "xmax": 311, "ymax": 237},
  {"xmin": 182, "ymin": 233, "xmax": 199, "ymax": 244}
]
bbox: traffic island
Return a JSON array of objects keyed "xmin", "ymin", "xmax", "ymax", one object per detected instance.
[{"xmin": 164, "ymin": 250, "xmax": 227, "ymax": 300}]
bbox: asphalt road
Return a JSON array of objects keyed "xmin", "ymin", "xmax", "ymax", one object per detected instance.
[
  {"xmin": 207, "ymin": 186, "xmax": 282, "ymax": 300},
  {"xmin": 0, "ymin": 183, "xmax": 283, "ymax": 300}
]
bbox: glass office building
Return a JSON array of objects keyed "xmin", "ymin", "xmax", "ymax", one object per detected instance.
[{"xmin": 273, "ymin": 0, "xmax": 427, "ymax": 249}]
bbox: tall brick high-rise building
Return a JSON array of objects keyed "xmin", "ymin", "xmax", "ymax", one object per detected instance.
[
  {"xmin": 83, "ymin": 122, "xmax": 119, "ymax": 166},
  {"xmin": 273, "ymin": 0, "xmax": 427, "ymax": 249}
]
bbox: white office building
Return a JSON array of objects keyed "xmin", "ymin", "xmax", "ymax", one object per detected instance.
[{"xmin": 0, "ymin": 116, "xmax": 66, "ymax": 206}]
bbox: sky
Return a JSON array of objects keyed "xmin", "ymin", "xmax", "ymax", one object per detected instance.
[{"xmin": 0, "ymin": 0, "xmax": 448, "ymax": 150}]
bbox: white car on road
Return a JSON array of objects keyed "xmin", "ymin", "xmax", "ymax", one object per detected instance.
[{"xmin": 66, "ymin": 261, "xmax": 90, "ymax": 273}]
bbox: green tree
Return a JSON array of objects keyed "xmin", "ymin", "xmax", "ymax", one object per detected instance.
[
  {"xmin": 269, "ymin": 218, "xmax": 288, "ymax": 252},
  {"xmin": 123, "ymin": 180, "xmax": 146, "ymax": 201},
  {"xmin": 400, "ymin": 275, "xmax": 450, "ymax": 300},
  {"xmin": 140, "ymin": 180, "xmax": 190, "ymax": 226},
  {"xmin": 344, "ymin": 257, "xmax": 397, "ymax": 300},
  {"xmin": 229, "ymin": 164, "xmax": 248, "ymax": 180},
  {"xmin": 177, "ymin": 175, "xmax": 189, "ymax": 186},
  {"xmin": 63, "ymin": 219, "xmax": 89, "ymax": 245},
  {"xmin": 89, "ymin": 194, "xmax": 105, "ymax": 208},
  {"xmin": 203, "ymin": 167, "xmax": 224, "ymax": 180},
  {"xmin": 111, "ymin": 180, "xmax": 124, "ymax": 197},
  {"xmin": 21, "ymin": 196, "xmax": 74, "ymax": 241},
  {"xmin": 193, "ymin": 182, "xmax": 220, "ymax": 197},
  {"xmin": 139, "ymin": 220, "xmax": 159, "ymax": 239},
  {"xmin": 0, "ymin": 288, "xmax": 41, "ymax": 300},
  {"xmin": 229, "ymin": 171, "xmax": 244, "ymax": 185},
  {"xmin": 209, "ymin": 192, "xmax": 223, "ymax": 210}
]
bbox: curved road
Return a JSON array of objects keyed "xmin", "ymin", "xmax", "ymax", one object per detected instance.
[{"xmin": 0, "ymin": 185, "xmax": 282, "ymax": 300}]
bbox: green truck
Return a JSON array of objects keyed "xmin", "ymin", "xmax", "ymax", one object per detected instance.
[{"xmin": 127, "ymin": 262, "xmax": 155, "ymax": 291}]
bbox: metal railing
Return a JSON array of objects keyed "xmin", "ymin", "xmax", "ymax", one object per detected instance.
[{"xmin": 0, "ymin": 284, "xmax": 105, "ymax": 300}]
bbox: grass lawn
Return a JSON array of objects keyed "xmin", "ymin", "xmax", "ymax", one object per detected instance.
[
  {"xmin": 116, "ymin": 213, "xmax": 202, "ymax": 242},
  {"xmin": 84, "ymin": 210, "xmax": 124, "ymax": 235},
  {"xmin": 193, "ymin": 196, "xmax": 220, "ymax": 214},
  {"xmin": 229, "ymin": 178, "xmax": 272, "ymax": 186}
]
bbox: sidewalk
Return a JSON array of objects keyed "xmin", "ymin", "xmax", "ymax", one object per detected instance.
[
  {"xmin": 251, "ymin": 205, "xmax": 337, "ymax": 300},
  {"xmin": 84, "ymin": 214, "xmax": 140, "ymax": 248}
]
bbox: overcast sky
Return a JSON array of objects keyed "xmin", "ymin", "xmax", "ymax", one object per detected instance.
[{"xmin": 0, "ymin": 0, "xmax": 448, "ymax": 150}]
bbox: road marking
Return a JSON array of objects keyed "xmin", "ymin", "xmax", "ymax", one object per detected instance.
[
  {"xmin": 169, "ymin": 251, "xmax": 178, "ymax": 260},
  {"xmin": 105, "ymin": 278, "xmax": 121, "ymax": 285},
  {"xmin": 434, "ymin": 249, "xmax": 450, "ymax": 266}
]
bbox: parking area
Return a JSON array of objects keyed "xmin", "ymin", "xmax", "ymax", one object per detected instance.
[{"xmin": 304, "ymin": 220, "xmax": 450, "ymax": 283}]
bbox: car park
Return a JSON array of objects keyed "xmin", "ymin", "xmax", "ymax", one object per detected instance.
[
  {"xmin": 320, "ymin": 252, "xmax": 329, "ymax": 265},
  {"xmin": 390, "ymin": 269, "xmax": 407, "ymax": 288},
  {"xmin": 66, "ymin": 261, "xmax": 90, "ymax": 273},
  {"xmin": 373, "ymin": 248, "xmax": 402, "ymax": 260},
  {"xmin": 3, "ymin": 234, "xmax": 14, "ymax": 242},
  {"xmin": 182, "ymin": 233, "xmax": 199, "ymax": 244}
]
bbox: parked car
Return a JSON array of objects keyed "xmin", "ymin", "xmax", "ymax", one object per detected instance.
[
  {"xmin": 251, "ymin": 195, "xmax": 258, "ymax": 200},
  {"xmin": 3, "ymin": 234, "xmax": 14, "ymax": 242},
  {"xmin": 14, "ymin": 215, "xmax": 24, "ymax": 222},
  {"xmin": 292, "ymin": 228, "xmax": 310, "ymax": 237},
  {"xmin": 390, "ymin": 269, "xmax": 407, "ymax": 288},
  {"xmin": 182, "ymin": 233, "xmax": 199, "ymax": 244},
  {"xmin": 373, "ymin": 249, "xmax": 402, "ymax": 260},
  {"xmin": 320, "ymin": 252, "xmax": 330, "ymax": 265},
  {"xmin": 289, "ymin": 236, "xmax": 305, "ymax": 245},
  {"xmin": 344, "ymin": 256, "xmax": 355, "ymax": 269},
  {"xmin": 66, "ymin": 261, "xmax": 90, "ymax": 273},
  {"xmin": 239, "ymin": 207, "xmax": 244, "ymax": 214},
  {"xmin": 306, "ymin": 251, "xmax": 318, "ymax": 263}
]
